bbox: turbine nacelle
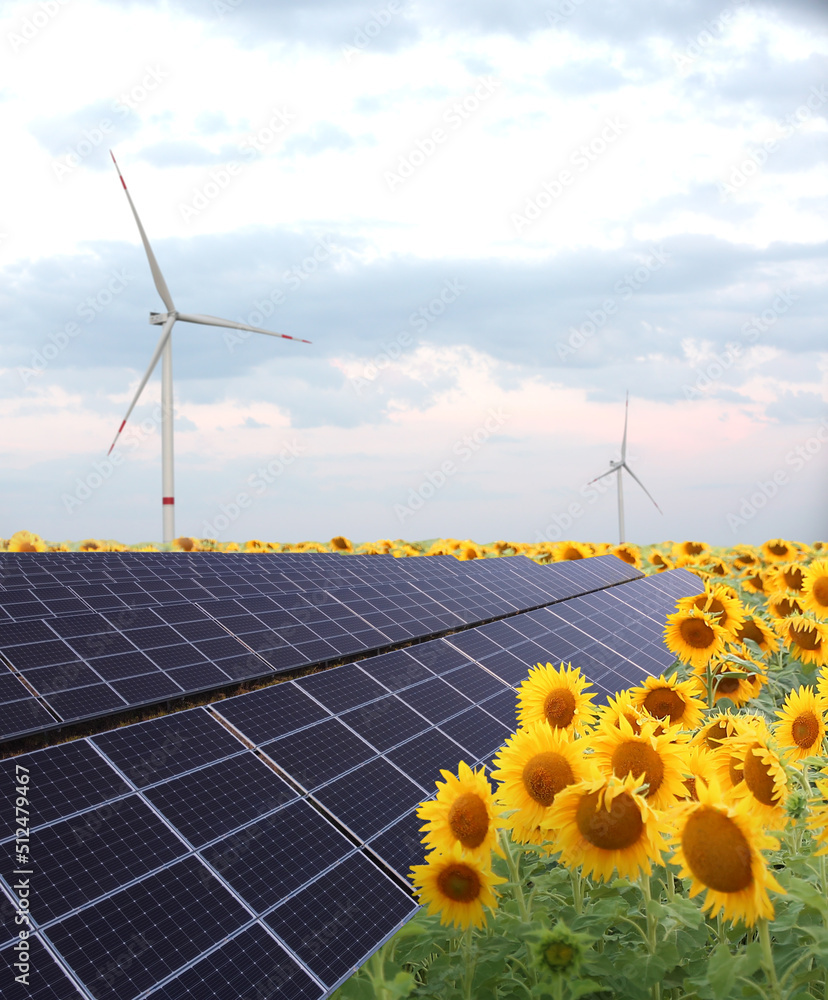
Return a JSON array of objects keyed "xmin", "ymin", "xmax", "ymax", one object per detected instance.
[{"xmin": 150, "ymin": 311, "xmax": 173, "ymax": 325}]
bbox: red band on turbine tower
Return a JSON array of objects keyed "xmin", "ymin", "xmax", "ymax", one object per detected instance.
[{"xmin": 162, "ymin": 497, "xmax": 175, "ymax": 505}]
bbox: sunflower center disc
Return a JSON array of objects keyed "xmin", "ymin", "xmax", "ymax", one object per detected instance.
[
  {"xmin": 736, "ymin": 620, "xmax": 764, "ymax": 646},
  {"xmin": 437, "ymin": 863, "xmax": 481, "ymax": 903},
  {"xmin": 728, "ymin": 755, "xmax": 744, "ymax": 786},
  {"xmin": 685, "ymin": 543, "xmax": 704, "ymax": 555},
  {"xmin": 792, "ymin": 713, "xmax": 821, "ymax": 748},
  {"xmin": 679, "ymin": 618, "xmax": 715, "ymax": 649},
  {"xmin": 682, "ymin": 806, "xmax": 753, "ymax": 892},
  {"xmin": 610, "ymin": 741, "xmax": 664, "ymax": 796},
  {"xmin": 543, "ymin": 689, "xmax": 577, "ymax": 728},
  {"xmin": 784, "ymin": 568, "xmax": 804, "ymax": 590},
  {"xmin": 813, "ymin": 578, "xmax": 828, "ymax": 609},
  {"xmin": 715, "ymin": 674, "xmax": 741, "ymax": 695},
  {"xmin": 704, "ymin": 722, "xmax": 730, "ymax": 749},
  {"xmin": 522, "ymin": 752, "xmax": 575, "ymax": 806},
  {"xmin": 791, "ymin": 624, "xmax": 821, "ymax": 651},
  {"xmin": 448, "ymin": 793, "xmax": 490, "ymax": 848},
  {"xmin": 643, "ymin": 687, "xmax": 685, "ymax": 722},
  {"xmin": 575, "ymin": 790, "xmax": 643, "ymax": 850},
  {"xmin": 743, "ymin": 745, "xmax": 780, "ymax": 806}
]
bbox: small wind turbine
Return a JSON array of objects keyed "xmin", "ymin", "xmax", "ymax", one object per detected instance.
[
  {"xmin": 107, "ymin": 151, "xmax": 311, "ymax": 544},
  {"xmin": 586, "ymin": 392, "xmax": 662, "ymax": 544}
]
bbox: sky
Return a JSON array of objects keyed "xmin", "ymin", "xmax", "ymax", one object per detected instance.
[{"xmin": 1, "ymin": 0, "xmax": 826, "ymax": 547}]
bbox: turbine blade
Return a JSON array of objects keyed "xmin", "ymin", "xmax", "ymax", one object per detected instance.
[
  {"xmin": 176, "ymin": 312, "xmax": 311, "ymax": 344},
  {"xmin": 107, "ymin": 315, "xmax": 176, "ymax": 455},
  {"xmin": 585, "ymin": 466, "xmax": 618, "ymax": 486},
  {"xmin": 621, "ymin": 462, "xmax": 663, "ymax": 514},
  {"xmin": 110, "ymin": 151, "xmax": 175, "ymax": 313},
  {"xmin": 621, "ymin": 390, "xmax": 629, "ymax": 461}
]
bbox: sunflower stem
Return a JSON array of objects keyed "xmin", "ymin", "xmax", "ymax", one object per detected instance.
[
  {"xmin": 570, "ymin": 868, "xmax": 584, "ymax": 916},
  {"xmin": 462, "ymin": 924, "xmax": 475, "ymax": 1000},
  {"xmin": 500, "ymin": 829, "xmax": 530, "ymax": 923},
  {"xmin": 757, "ymin": 917, "xmax": 782, "ymax": 1000},
  {"xmin": 663, "ymin": 864, "xmax": 676, "ymax": 903}
]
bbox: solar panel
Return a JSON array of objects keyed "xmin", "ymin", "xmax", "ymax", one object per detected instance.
[
  {"xmin": 0, "ymin": 555, "xmax": 702, "ymax": 1000},
  {"xmin": 143, "ymin": 754, "xmax": 297, "ymax": 848},
  {"xmin": 0, "ymin": 552, "xmax": 647, "ymax": 739},
  {"xmin": 263, "ymin": 853, "xmax": 417, "ymax": 991}
]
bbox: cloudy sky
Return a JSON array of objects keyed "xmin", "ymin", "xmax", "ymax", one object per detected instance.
[{"xmin": 1, "ymin": 0, "xmax": 826, "ymax": 547}]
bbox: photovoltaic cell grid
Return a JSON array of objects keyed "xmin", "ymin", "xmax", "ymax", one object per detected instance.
[
  {"xmin": 0, "ymin": 553, "xmax": 643, "ymax": 741},
  {"xmin": 0, "ymin": 566, "xmax": 702, "ymax": 1000}
]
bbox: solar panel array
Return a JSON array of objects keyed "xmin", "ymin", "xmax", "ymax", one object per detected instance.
[
  {"xmin": 0, "ymin": 553, "xmax": 640, "ymax": 741},
  {"xmin": 0, "ymin": 560, "xmax": 702, "ymax": 1000}
]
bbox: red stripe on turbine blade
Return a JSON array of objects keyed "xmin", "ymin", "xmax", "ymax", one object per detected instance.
[
  {"xmin": 162, "ymin": 497, "xmax": 175, "ymax": 505},
  {"xmin": 118, "ymin": 419, "xmax": 126, "ymax": 433}
]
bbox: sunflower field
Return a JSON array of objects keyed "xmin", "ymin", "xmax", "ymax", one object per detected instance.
[{"xmin": 319, "ymin": 539, "xmax": 828, "ymax": 1000}]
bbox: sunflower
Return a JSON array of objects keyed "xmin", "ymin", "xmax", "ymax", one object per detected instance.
[
  {"xmin": 699, "ymin": 655, "xmax": 766, "ymax": 708},
  {"xmin": 666, "ymin": 777, "xmax": 783, "ymax": 926},
  {"xmin": 778, "ymin": 614, "xmax": 828, "ymax": 668},
  {"xmin": 774, "ymin": 686, "xmax": 828, "ymax": 763},
  {"xmin": 733, "ymin": 614, "xmax": 780, "ymax": 656},
  {"xmin": 767, "ymin": 590, "xmax": 804, "ymax": 621},
  {"xmin": 724, "ymin": 734, "xmax": 788, "ymax": 828},
  {"xmin": 628, "ymin": 673, "xmax": 706, "ymax": 731},
  {"xmin": 172, "ymin": 536, "xmax": 198, "ymax": 551},
  {"xmin": 515, "ymin": 663, "xmax": 598, "ymax": 735},
  {"xmin": 681, "ymin": 745, "xmax": 715, "ymax": 801},
  {"xmin": 409, "ymin": 841, "xmax": 505, "ymax": 929},
  {"xmin": 543, "ymin": 773, "xmax": 664, "ymax": 882},
  {"xmin": 672, "ymin": 540, "xmax": 710, "ymax": 560},
  {"xmin": 456, "ymin": 543, "xmax": 482, "ymax": 561},
  {"xmin": 491, "ymin": 721, "xmax": 595, "ymax": 831},
  {"xmin": 767, "ymin": 562, "xmax": 806, "ymax": 594},
  {"xmin": 243, "ymin": 539, "xmax": 266, "ymax": 552},
  {"xmin": 802, "ymin": 559, "xmax": 828, "ymax": 619},
  {"xmin": 761, "ymin": 539, "xmax": 796, "ymax": 563},
  {"xmin": 731, "ymin": 546, "xmax": 760, "ymax": 569},
  {"xmin": 649, "ymin": 551, "xmax": 675, "ymax": 571},
  {"xmin": 78, "ymin": 538, "xmax": 103, "ymax": 552},
  {"xmin": 589, "ymin": 716, "xmax": 689, "ymax": 810},
  {"xmin": 676, "ymin": 585, "xmax": 746, "ymax": 637},
  {"xmin": 417, "ymin": 761, "xmax": 503, "ymax": 863},
  {"xmin": 612, "ymin": 543, "xmax": 642, "ymax": 568},
  {"xmin": 692, "ymin": 710, "xmax": 769, "ymax": 752},
  {"xmin": 740, "ymin": 569, "xmax": 770, "ymax": 595},
  {"xmin": 554, "ymin": 541, "xmax": 592, "ymax": 561},
  {"xmin": 808, "ymin": 768, "xmax": 828, "ymax": 855},
  {"xmin": 8, "ymin": 530, "xmax": 47, "ymax": 552},
  {"xmin": 329, "ymin": 536, "xmax": 353, "ymax": 552},
  {"xmin": 596, "ymin": 688, "xmax": 657, "ymax": 736},
  {"xmin": 664, "ymin": 607, "xmax": 729, "ymax": 669}
]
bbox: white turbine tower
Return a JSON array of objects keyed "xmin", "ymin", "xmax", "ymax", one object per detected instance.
[
  {"xmin": 586, "ymin": 392, "xmax": 662, "ymax": 544},
  {"xmin": 107, "ymin": 151, "xmax": 311, "ymax": 543}
]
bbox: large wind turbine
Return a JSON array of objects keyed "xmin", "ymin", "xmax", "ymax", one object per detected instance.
[
  {"xmin": 586, "ymin": 392, "xmax": 662, "ymax": 543},
  {"xmin": 107, "ymin": 151, "xmax": 311, "ymax": 543}
]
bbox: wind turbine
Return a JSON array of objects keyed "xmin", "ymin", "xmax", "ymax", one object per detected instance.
[
  {"xmin": 586, "ymin": 392, "xmax": 662, "ymax": 544},
  {"xmin": 107, "ymin": 151, "xmax": 311, "ymax": 544}
]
